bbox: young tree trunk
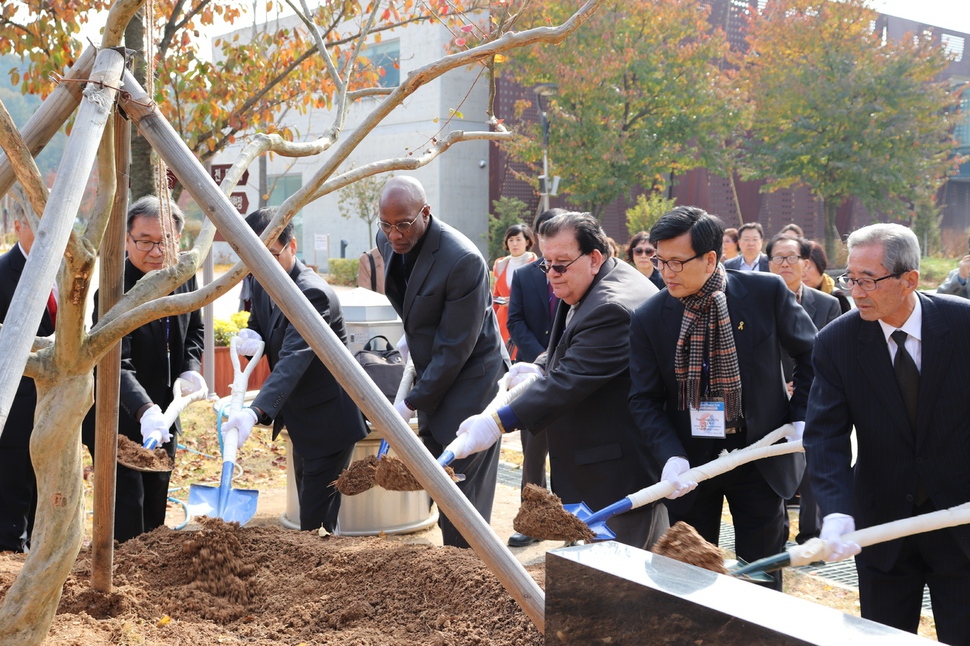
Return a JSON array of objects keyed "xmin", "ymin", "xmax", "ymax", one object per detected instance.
[
  {"xmin": 824, "ymin": 197, "xmax": 839, "ymax": 264},
  {"xmin": 0, "ymin": 374, "xmax": 92, "ymax": 645},
  {"xmin": 126, "ymin": 10, "xmax": 155, "ymax": 200}
]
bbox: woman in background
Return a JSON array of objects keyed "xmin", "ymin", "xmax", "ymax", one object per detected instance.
[
  {"xmin": 625, "ymin": 231, "xmax": 664, "ymax": 290},
  {"xmin": 804, "ymin": 240, "xmax": 851, "ymax": 313},
  {"xmin": 493, "ymin": 223, "xmax": 536, "ymax": 359},
  {"xmin": 722, "ymin": 227, "xmax": 740, "ymax": 260}
]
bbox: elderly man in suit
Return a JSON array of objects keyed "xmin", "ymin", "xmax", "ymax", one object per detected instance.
[
  {"xmin": 223, "ymin": 208, "xmax": 367, "ymax": 533},
  {"xmin": 804, "ymin": 223, "xmax": 970, "ymax": 641},
  {"xmin": 767, "ymin": 233, "xmax": 841, "ymax": 544},
  {"xmin": 723, "ymin": 222, "xmax": 769, "ymax": 272},
  {"xmin": 0, "ymin": 207, "xmax": 56, "ymax": 552},
  {"xmin": 376, "ymin": 176, "xmax": 507, "ymax": 549},
  {"xmin": 629, "ymin": 206, "xmax": 816, "ymax": 589},
  {"xmin": 446, "ymin": 211, "xmax": 668, "ymax": 549},
  {"xmin": 503, "ymin": 207, "xmax": 563, "ymax": 548}
]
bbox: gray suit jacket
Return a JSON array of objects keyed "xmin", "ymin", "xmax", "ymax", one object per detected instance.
[
  {"xmin": 782, "ymin": 286, "xmax": 841, "ymax": 382},
  {"xmin": 629, "ymin": 270, "xmax": 816, "ymax": 507},
  {"xmin": 378, "ymin": 217, "xmax": 507, "ymax": 446},
  {"xmin": 937, "ymin": 268, "xmax": 969, "ymax": 299},
  {"xmin": 508, "ymin": 258, "xmax": 660, "ymax": 509},
  {"xmin": 805, "ymin": 293, "xmax": 970, "ymax": 570},
  {"xmin": 249, "ymin": 260, "xmax": 367, "ymax": 459}
]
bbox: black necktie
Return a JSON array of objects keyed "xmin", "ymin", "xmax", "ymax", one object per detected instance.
[{"xmin": 891, "ymin": 330, "xmax": 919, "ymax": 430}]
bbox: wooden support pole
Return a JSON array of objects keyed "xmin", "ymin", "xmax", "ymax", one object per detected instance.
[
  {"xmin": 118, "ymin": 71, "xmax": 546, "ymax": 631},
  {"xmin": 90, "ymin": 110, "xmax": 130, "ymax": 593}
]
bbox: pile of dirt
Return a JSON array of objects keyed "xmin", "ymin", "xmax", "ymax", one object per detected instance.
[
  {"xmin": 4, "ymin": 519, "xmax": 542, "ymax": 644},
  {"xmin": 334, "ymin": 455, "xmax": 380, "ymax": 495},
  {"xmin": 116, "ymin": 435, "xmax": 173, "ymax": 471},
  {"xmin": 373, "ymin": 457, "xmax": 459, "ymax": 491},
  {"xmin": 512, "ymin": 484, "xmax": 596, "ymax": 543},
  {"xmin": 651, "ymin": 521, "xmax": 727, "ymax": 574}
]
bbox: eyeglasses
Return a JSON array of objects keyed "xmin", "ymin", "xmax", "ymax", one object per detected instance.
[
  {"xmin": 651, "ymin": 252, "xmax": 704, "ymax": 273},
  {"xmin": 539, "ymin": 255, "xmax": 583, "ymax": 275},
  {"xmin": 378, "ymin": 208, "xmax": 425, "ymax": 234},
  {"xmin": 837, "ymin": 272, "xmax": 903, "ymax": 291},
  {"xmin": 127, "ymin": 233, "xmax": 170, "ymax": 253},
  {"xmin": 770, "ymin": 254, "xmax": 803, "ymax": 266},
  {"xmin": 633, "ymin": 247, "xmax": 655, "ymax": 257},
  {"xmin": 270, "ymin": 247, "xmax": 286, "ymax": 259}
]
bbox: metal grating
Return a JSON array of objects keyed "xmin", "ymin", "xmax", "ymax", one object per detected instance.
[{"xmin": 718, "ymin": 521, "xmax": 932, "ymax": 615}]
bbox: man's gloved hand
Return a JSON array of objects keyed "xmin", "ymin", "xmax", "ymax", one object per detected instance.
[
  {"xmin": 661, "ymin": 456, "xmax": 697, "ymax": 499},
  {"xmin": 789, "ymin": 421, "xmax": 805, "ymax": 443},
  {"xmin": 508, "ymin": 362, "xmax": 544, "ymax": 388},
  {"xmin": 139, "ymin": 404, "xmax": 171, "ymax": 445},
  {"xmin": 178, "ymin": 370, "xmax": 207, "ymax": 397},
  {"xmin": 819, "ymin": 513, "xmax": 861, "ymax": 562},
  {"xmin": 236, "ymin": 328, "xmax": 264, "ymax": 356},
  {"xmin": 224, "ymin": 408, "xmax": 259, "ymax": 447},
  {"xmin": 396, "ymin": 336, "xmax": 409, "ymax": 364},
  {"xmin": 394, "ymin": 400, "xmax": 412, "ymax": 423},
  {"xmin": 447, "ymin": 413, "xmax": 502, "ymax": 460}
]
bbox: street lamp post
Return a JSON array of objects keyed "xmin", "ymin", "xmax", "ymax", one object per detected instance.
[{"xmin": 533, "ymin": 83, "xmax": 558, "ymax": 213}]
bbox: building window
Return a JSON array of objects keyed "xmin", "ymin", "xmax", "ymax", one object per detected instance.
[
  {"xmin": 364, "ymin": 40, "xmax": 400, "ymax": 88},
  {"xmin": 267, "ymin": 173, "xmax": 304, "ymax": 260}
]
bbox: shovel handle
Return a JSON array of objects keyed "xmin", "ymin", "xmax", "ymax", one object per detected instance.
[
  {"xmin": 229, "ymin": 335, "xmax": 265, "ymax": 415},
  {"xmin": 141, "ymin": 378, "xmax": 210, "ymax": 450}
]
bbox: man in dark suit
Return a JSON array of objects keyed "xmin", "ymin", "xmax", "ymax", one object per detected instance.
[
  {"xmin": 804, "ymin": 223, "xmax": 970, "ymax": 641},
  {"xmin": 446, "ymin": 212, "xmax": 667, "ymax": 549},
  {"xmin": 504, "ymin": 207, "xmax": 563, "ymax": 548},
  {"xmin": 0, "ymin": 208, "xmax": 56, "ymax": 552},
  {"xmin": 84, "ymin": 196, "xmax": 207, "ymax": 542},
  {"xmin": 223, "ymin": 208, "xmax": 367, "ymax": 533},
  {"xmin": 376, "ymin": 176, "xmax": 507, "ymax": 548},
  {"xmin": 629, "ymin": 206, "xmax": 815, "ymax": 589},
  {"xmin": 767, "ymin": 233, "xmax": 841, "ymax": 544},
  {"xmin": 723, "ymin": 222, "xmax": 769, "ymax": 271}
]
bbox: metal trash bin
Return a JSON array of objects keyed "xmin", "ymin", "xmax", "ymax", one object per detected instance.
[{"xmin": 339, "ymin": 287, "xmax": 403, "ymax": 354}]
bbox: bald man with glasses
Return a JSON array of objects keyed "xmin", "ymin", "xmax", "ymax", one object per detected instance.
[{"xmin": 376, "ymin": 176, "xmax": 508, "ymax": 549}]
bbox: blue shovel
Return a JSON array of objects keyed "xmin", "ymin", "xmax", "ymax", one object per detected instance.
[
  {"xmin": 188, "ymin": 336, "xmax": 263, "ymax": 525},
  {"xmin": 565, "ymin": 425, "xmax": 801, "ymax": 541}
]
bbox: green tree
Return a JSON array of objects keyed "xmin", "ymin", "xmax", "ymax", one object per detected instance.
[
  {"xmin": 337, "ymin": 168, "xmax": 392, "ymax": 245},
  {"xmin": 626, "ymin": 191, "xmax": 676, "ymax": 237},
  {"xmin": 487, "ymin": 196, "xmax": 530, "ymax": 264},
  {"xmin": 505, "ymin": 0, "xmax": 745, "ymax": 219},
  {"xmin": 740, "ymin": 0, "xmax": 963, "ymax": 259}
]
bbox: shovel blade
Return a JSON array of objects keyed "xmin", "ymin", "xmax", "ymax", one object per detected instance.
[
  {"xmin": 188, "ymin": 482, "xmax": 259, "ymax": 526},
  {"xmin": 563, "ymin": 501, "xmax": 616, "ymax": 541}
]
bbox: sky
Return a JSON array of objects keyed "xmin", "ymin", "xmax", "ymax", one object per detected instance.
[{"xmin": 872, "ymin": 0, "xmax": 970, "ymax": 34}]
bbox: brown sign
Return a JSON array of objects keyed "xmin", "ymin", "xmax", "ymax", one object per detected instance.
[
  {"xmin": 211, "ymin": 164, "xmax": 250, "ymax": 186},
  {"xmin": 229, "ymin": 192, "xmax": 249, "ymax": 214}
]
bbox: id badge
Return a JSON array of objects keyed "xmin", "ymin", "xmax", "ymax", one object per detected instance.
[{"xmin": 690, "ymin": 398, "xmax": 726, "ymax": 439}]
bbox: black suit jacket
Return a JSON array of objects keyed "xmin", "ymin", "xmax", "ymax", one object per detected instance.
[
  {"xmin": 805, "ymin": 293, "xmax": 970, "ymax": 570},
  {"xmin": 506, "ymin": 259, "xmax": 557, "ymax": 363},
  {"xmin": 509, "ymin": 259, "xmax": 660, "ymax": 510},
  {"xmin": 782, "ymin": 286, "xmax": 842, "ymax": 382},
  {"xmin": 249, "ymin": 260, "xmax": 367, "ymax": 460},
  {"xmin": 0, "ymin": 246, "xmax": 56, "ymax": 449},
  {"xmin": 378, "ymin": 216, "xmax": 507, "ymax": 446},
  {"xmin": 629, "ymin": 270, "xmax": 816, "ymax": 508},
  {"xmin": 724, "ymin": 253, "xmax": 769, "ymax": 272}
]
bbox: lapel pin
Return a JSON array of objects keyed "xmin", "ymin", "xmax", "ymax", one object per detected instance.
[{"xmin": 738, "ymin": 321, "xmax": 744, "ymax": 331}]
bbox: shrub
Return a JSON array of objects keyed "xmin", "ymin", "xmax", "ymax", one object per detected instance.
[
  {"xmin": 626, "ymin": 192, "xmax": 676, "ymax": 238},
  {"xmin": 327, "ymin": 258, "xmax": 359, "ymax": 287},
  {"xmin": 213, "ymin": 310, "xmax": 250, "ymax": 346}
]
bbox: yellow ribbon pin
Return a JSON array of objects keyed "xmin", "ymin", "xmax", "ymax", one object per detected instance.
[{"xmin": 738, "ymin": 321, "xmax": 744, "ymax": 331}]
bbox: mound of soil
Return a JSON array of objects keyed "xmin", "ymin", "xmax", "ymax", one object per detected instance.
[
  {"xmin": 652, "ymin": 521, "xmax": 727, "ymax": 574},
  {"xmin": 334, "ymin": 455, "xmax": 380, "ymax": 495},
  {"xmin": 2, "ymin": 518, "xmax": 542, "ymax": 645},
  {"xmin": 373, "ymin": 457, "xmax": 459, "ymax": 492}
]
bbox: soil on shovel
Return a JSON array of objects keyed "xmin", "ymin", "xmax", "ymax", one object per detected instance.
[
  {"xmin": 651, "ymin": 521, "xmax": 727, "ymax": 574},
  {"xmin": 116, "ymin": 434, "xmax": 173, "ymax": 471},
  {"xmin": 2, "ymin": 517, "xmax": 543, "ymax": 645},
  {"xmin": 373, "ymin": 456, "xmax": 459, "ymax": 491},
  {"xmin": 333, "ymin": 454, "xmax": 380, "ymax": 495},
  {"xmin": 512, "ymin": 484, "xmax": 597, "ymax": 543}
]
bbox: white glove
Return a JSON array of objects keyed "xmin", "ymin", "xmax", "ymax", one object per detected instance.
[
  {"xmin": 789, "ymin": 421, "xmax": 805, "ymax": 443},
  {"xmin": 236, "ymin": 328, "xmax": 264, "ymax": 356},
  {"xmin": 224, "ymin": 407, "xmax": 259, "ymax": 447},
  {"xmin": 394, "ymin": 400, "xmax": 412, "ymax": 423},
  {"xmin": 447, "ymin": 412, "xmax": 502, "ymax": 460},
  {"xmin": 508, "ymin": 362, "xmax": 544, "ymax": 388},
  {"xmin": 819, "ymin": 513, "xmax": 861, "ymax": 562},
  {"xmin": 178, "ymin": 370, "xmax": 207, "ymax": 397},
  {"xmin": 139, "ymin": 404, "xmax": 171, "ymax": 445},
  {"xmin": 661, "ymin": 456, "xmax": 697, "ymax": 499},
  {"xmin": 396, "ymin": 336, "xmax": 409, "ymax": 363}
]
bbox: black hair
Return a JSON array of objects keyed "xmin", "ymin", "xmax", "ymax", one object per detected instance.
[
  {"xmin": 503, "ymin": 223, "xmax": 535, "ymax": 251},
  {"xmin": 649, "ymin": 206, "xmax": 724, "ymax": 261},
  {"xmin": 245, "ymin": 207, "xmax": 293, "ymax": 246},
  {"xmin": 766, "ymin": 234, "xmax": 811, "ymax": 259},
  {"xmin": 541, "ymin": 211, "xmax": 609, "ymax": 256}
]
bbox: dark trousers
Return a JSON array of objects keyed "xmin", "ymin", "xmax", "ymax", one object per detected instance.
[
  {"xmin": 795, "ymin": 470, "xmax": 821, "ymax": 544},
  {"xmin": 857, "ymin": 502, "xmax": 970, "ymax": 645},
  {"xmin": 519, "ymin": 428, "xmax": 549, "ymax": 493},
  {"xmin": 0, "ymin": 445, "xmax": 37, "ymax": 552},
  {"xmin": 670, "ymin": 460, "xmax": 786, "ymax": 590},
  {"xmin": 420, "ymin": 432, "xmax": 500, "ymax": 549},
  {"xmin": 292, "ymin": 444, "xmax": 356, "ymax": 533},
  {"xmin": 115, "ymin": 463, "xmax": 172, "ymax": 543}
]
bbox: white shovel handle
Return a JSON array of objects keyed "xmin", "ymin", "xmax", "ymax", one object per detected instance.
[{"xmin": 229, "ymin": 335, "xmax": 265, "ymax": 415}]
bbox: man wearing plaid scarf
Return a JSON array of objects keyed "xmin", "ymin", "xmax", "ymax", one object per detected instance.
[{"xmin": 629, "ymin": 206, "xmax": 816, "ymax": 590}]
